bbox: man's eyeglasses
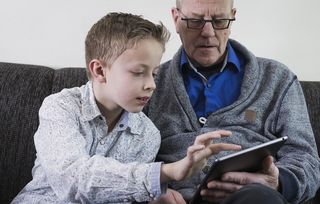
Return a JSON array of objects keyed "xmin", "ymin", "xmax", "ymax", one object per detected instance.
[{"xmin": 177, "ymin": 9, "xmax": 235, "ymax": 30}]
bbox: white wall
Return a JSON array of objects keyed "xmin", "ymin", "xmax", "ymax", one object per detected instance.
[{"xmin": 0, "ymin": 0, "xmax": 319, "ymax": 81}]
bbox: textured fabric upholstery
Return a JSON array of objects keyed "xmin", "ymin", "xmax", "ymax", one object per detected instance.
[
  {"xmin": 0, "ymin": 62, "xmax": 319, "ymax": 204},
  {"xmin": 0, "ymin": 62, "xmax": 88, "ymax": 204},
  {"xmin": 301, "ymin": 82, "xmax": 320, "ymax": 157}
]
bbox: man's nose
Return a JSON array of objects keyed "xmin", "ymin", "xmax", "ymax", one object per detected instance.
[{"xmin": 201, "ymin": 21, "xmax": 215, "ymax": 37}]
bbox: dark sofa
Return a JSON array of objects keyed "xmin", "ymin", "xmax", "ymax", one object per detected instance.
[{"xmin": 0, "ymin": 62, "xmax": 319, "ymax": 204}]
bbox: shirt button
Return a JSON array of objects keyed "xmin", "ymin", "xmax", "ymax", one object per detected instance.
[
  {"xmin": 202, "ymin": 165, "xmax": 210, "ymax": 174},
  {"xmin": 150, "ymin": 193, "xmax": 154, "ymax": 198},
  {"xmin": 207, "ymin": 84, "xmax": 212, "ymax": 88},
  {"xmin": 119, "ymin": 124, "xmax": 124, "ymax": 128}
]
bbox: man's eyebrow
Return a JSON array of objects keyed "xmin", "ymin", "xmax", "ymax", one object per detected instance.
[
  {"xmin": 188, "ymin": 12, "xmax": 204, "ymax": 18},
  {"xmin": 187, "ymin": 12, "xmax": 229, "ymax": 19}
]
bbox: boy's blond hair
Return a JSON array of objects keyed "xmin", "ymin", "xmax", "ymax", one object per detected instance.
[{"xmin": 85, "ymin": 12, "xmax": 170, "ymax": 79}]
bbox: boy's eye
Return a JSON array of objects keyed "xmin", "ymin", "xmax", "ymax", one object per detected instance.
[{"xmin": 132, "ymin": 71, "xmax": 144, "ymax": 76}]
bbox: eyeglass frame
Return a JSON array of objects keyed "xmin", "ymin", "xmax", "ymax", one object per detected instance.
[{"xmin": 176, "ymin": 8, "xmax": 235, "ymax": 30}]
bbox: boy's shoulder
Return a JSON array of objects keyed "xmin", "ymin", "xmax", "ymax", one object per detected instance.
[
  {"xmin": 46, "ymin": 86, "xmax": 83, "ymax": 103},
  {"xmin": 40, "ymin": 85, "xmax": 86, "ymax": 115}
]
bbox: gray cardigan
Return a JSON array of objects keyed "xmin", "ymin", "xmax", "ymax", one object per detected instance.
[{"xmin": 145, "ymin": 39, "xmax": 320, "ymax": 203}]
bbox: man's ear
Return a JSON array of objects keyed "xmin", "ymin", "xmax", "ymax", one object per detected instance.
[
  {"xmin": 232, "ymin": 8, "xmax": 237, "ymax": 17},
  {"xmin": 88, "ymin": 59, "xmax": 106, "ymax": 83},
  {"xmin": 171, "ymin": 7, "xmax": 180, "ymax": 34}
]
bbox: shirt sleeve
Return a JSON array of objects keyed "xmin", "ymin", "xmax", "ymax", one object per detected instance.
[{"xmin": 34, "ymin": 95, "xmax": 165, "ymax": 203}]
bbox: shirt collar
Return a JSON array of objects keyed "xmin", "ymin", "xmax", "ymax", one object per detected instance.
[
  {"xmin": 81, "ymin": 81, "xmax": 101, "ymax": 122},
  {"xmin": 227, "ymin": 41, "xmax": 241, "ymax": 72},
  {"xmin": 180, "ymin": 41, "xmax": 241, "ymax": 72}
]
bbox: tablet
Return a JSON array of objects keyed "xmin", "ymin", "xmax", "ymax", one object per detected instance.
[{"xmin": 189, "ymin": 136, "xmax": 288, "ymax": 204}]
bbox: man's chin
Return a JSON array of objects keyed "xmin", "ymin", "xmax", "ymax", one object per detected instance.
[
  {"xmin": 194, "ymin": 52, "xmax": 221, "ymax": 67},
  {"xmin": 195, "ymin": 58, "xmax": 220, "ymax": 67}
]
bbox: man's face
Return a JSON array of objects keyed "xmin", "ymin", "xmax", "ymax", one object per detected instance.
[{"xmin": 172, "ymin": 0, "xmax": 236, "ymax": 67}]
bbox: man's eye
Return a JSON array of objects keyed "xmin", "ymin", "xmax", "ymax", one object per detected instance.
[
  {"xmin": 214, "ymin": 19, "xmax": 227, "ymax": 27},
  {"xmin": 190, "ymin": 19, "xmax": 203, "ymax": 25}
]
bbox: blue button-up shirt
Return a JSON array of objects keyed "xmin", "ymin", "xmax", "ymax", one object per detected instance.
[{"xmin": 181, "ymin": 42, "xmax": 244, "ymax": 119}]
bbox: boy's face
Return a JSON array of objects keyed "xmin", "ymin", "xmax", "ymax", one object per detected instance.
[{"xmin": 98, "ymin": 38, "xmax": 163, "ymax": 113}]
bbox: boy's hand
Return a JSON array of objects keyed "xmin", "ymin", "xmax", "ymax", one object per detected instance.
[{"xmin": 161, "ymin": 130, "xmax": 241, "ymax": 182}]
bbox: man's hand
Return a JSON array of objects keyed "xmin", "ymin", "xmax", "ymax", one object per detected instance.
[
  {"xmin": 149, "ymin": 189, "xmax": 186, "ymax": 204},
  {"xmin": 200, "ymin": 156, "xmax": 279, "ymax": 203}
]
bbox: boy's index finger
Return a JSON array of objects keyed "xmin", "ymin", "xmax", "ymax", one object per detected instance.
[
  {"xmin": 207, "ymin": 143, "xmax": 242, "ymax": 155},
  {"xmin": 214, "ymin": 130, "xmax": 232, "ymax": 137},
  {"xmin": 194, "ymin": 130, "xmax": 232, "ymax": 145}
]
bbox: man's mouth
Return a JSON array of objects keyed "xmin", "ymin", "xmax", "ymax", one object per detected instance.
[{"xmin": 198, "ymin": 44, "xmax": 216, "ymax": 48}]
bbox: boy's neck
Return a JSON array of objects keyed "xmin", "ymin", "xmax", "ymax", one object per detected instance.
[{"xmin": 105, "ymin": 109, "xmax": 123, "ymax": 133}]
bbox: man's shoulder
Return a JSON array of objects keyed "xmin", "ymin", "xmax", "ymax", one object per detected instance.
[
  {"xmin": 229, "ymin": 39, "xmax": 295, "ymax": 79},
  {"xmin": 158, "ymin": 59, "xmax": 173, "ymax": 73},
  {"xmin": 257, "ymin": 57, "xmax": 296, "ymax": 79}
]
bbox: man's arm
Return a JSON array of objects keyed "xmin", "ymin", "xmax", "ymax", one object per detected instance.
[{"xmin": 200, "ymin": 79, "xmax": 320, "ymax": 203}]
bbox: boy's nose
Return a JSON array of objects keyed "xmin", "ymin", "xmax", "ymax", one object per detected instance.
[{"xmin": 144, "ymin": 77, "xmax": 156, "ymax": 91}]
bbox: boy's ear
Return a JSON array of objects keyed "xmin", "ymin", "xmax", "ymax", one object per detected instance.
[{"xmin": 88, "ymin": 59, "xmax": 106, "ymax": 83}]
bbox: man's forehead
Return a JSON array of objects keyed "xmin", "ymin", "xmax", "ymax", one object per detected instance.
[{"xmin": 180, "ymin": 0, "xmax": 233, "ymax": 7}]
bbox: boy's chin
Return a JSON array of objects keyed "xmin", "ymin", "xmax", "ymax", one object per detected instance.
[{"xmin": 125, "ymin": 107, "xmax": 143, "ymax": 113}]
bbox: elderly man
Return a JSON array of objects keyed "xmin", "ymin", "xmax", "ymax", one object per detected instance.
[{"xmin": 145, "ymin": 0, "xmax": 320, "ymax": 203}]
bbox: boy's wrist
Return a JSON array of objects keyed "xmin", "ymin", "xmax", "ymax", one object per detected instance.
[
  {"xmin": 160, "ymin": 163, "xmax": 174, "ymax": 183},
  {"xmin": 160, "ymin": 162, "xmax": 182, "ymax": 183},
  {"xmin": 160, "ymin": 159, "xmax": 189, "ymax": 183}
]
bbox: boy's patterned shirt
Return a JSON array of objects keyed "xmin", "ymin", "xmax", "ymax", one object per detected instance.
[{"xmin": 12, "ymin": 81, "xmax": 163, "ymax": 204}]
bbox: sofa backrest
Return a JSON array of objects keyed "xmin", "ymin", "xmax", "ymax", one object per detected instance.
[
  {"xmin": 0, "ymin": 62, "xmax": 88, "ymax": 204},
  {"xmin": 0, "ymin": 62, "xmax": 319, "ymax": 203},
  {"xmin": 301, "ymin": 81, "xmax": 320, "ymax": 157}
]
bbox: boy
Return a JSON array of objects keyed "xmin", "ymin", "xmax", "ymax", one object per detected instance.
[{"xmin": 12, "ymin": 12, "xmax": 240, "ymax": 203}]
